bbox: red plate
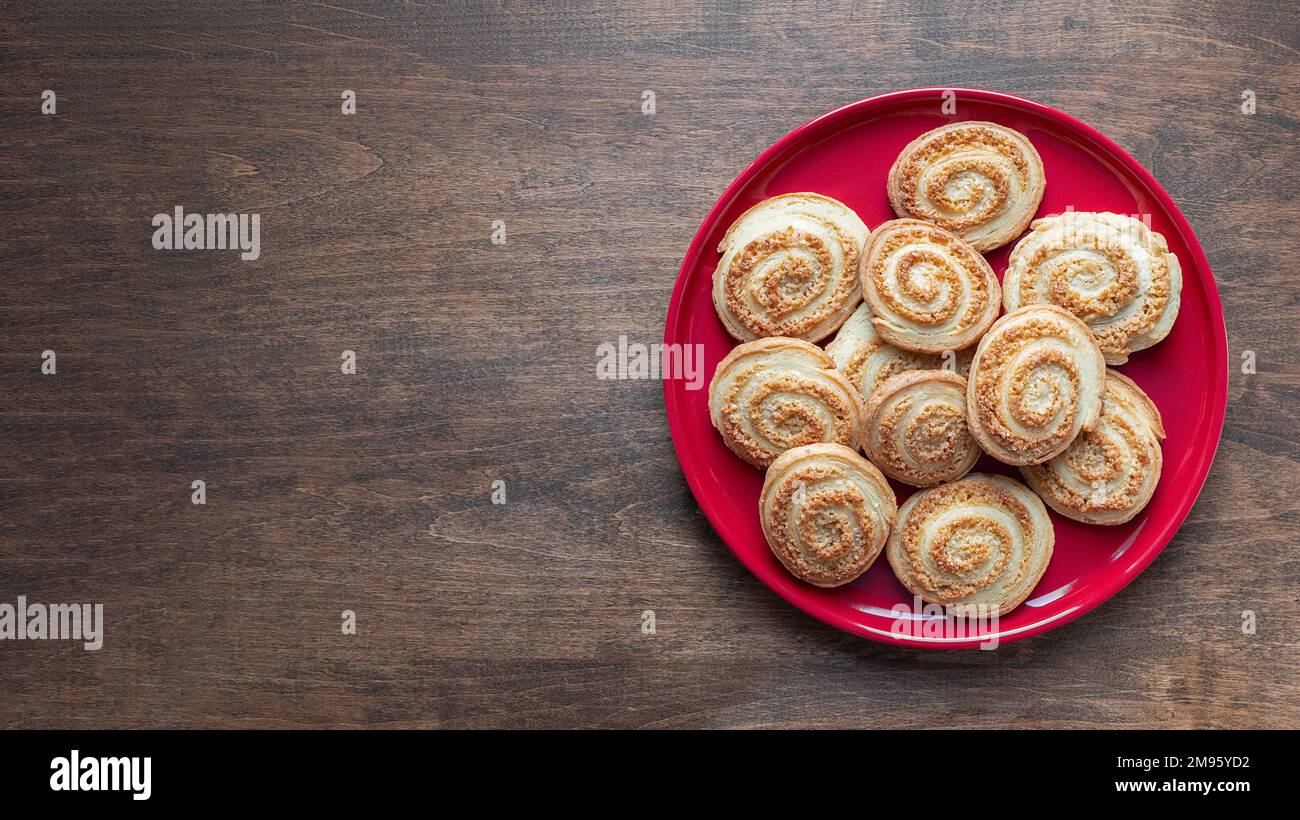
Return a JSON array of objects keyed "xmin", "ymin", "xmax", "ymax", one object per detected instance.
[{"xmin": 664, "ymin": 88, "xmax": 1227, "ymax": 648}]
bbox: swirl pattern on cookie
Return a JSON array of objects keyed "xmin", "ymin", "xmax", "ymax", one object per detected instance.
[
  {"xmin": 761, "ymin": 443, "xmax": 898, "ymax": 587},
  {"xmin": 859, "ymin": 219, "xmax": 1000, "ymax": 353},
  {"xmin": 1021, "ymin": 370, "xmax": 1165, "ymax": 524},
  {"xmin": 887, "ymin": 121, "xmax": 1045, "ymax": 251},
  {"xmin": 966, "ymin": 304, "xmax": 1106, "ymax": 466},
  {"xmin": 1003, "ymin": 211, "xmax": 1183, "ymax": 364},
  {"xmin": 862, "ymin": 370, "xmax": 981, "ymax": 487},
  {"xmin": 825, "ymin": 303, "xmax": 972, "ymax": 403},
  {"xmin": 886, "ymin": 473, "xmax": 1053, "ymax": 615},
  {"xmin": 708, "ymin": 337, "xmax": 864, "ymax": 468},
  {"xmin": 711, "ymin": 193, "xmax": 869, "ymax": 342}
]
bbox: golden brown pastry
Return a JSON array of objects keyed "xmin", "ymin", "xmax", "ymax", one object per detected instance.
[
  {"xmin": 825, "ymin": 302, "xmax": 972, "ymax": 403},
  {"xmin": 760, "ymin": 443, "xmax": 898, "ymax": 587},
  {"xmin": 708, "ymin": 337, "xmax": 864, "ymax": 468},
  {"xmin": 861, "ymin": 370, "xmax": 981, "ymax": 487},
  {"xmin": 712, "ymin": 192, "xmax": 869, "ymax": 343},
  {"xmin": 887, "ymin": 121, "xmax": 1045, "ymax": 252},
  {"xmin": 966, "ymin": 304, "xmax": 1106, "ymax": 466},
  {"xmin": 1021, "ymin": 370, "xmax": 1165, "ymax": 524},
  {"xmin": 1003, "ymin": 211, "xmax": 1183, "ymax": 364},
  {"xmin": 858, "ymin": 219, "xmax": 1001, "ymax": 353},
  {"xmin": 886, "ymin": 473, "xmax": 1054, "ymax": 615}
]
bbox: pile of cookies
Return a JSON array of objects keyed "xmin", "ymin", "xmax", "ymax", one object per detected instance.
[{"xmin": 707, "ymin": 121, "xmax": 1182, "ymax": 616}]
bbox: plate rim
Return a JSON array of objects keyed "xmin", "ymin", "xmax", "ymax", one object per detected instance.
[{"xmin": 663, "ymin": 87, "xmax": 1228, "ymax": 649}]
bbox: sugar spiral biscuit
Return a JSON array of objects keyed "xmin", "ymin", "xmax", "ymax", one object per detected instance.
[
  {"xmin": 1021, "ymin": 370, "xmax": 1165, "ymax": 524},
  {"xmin": 1003, "ymin": 211, "xmax": 1183, "ymax": 364},
  {"xmin": 761, "ymin": 443, "xmax": 898, "ymax": 587},
  {"xmin": 712, "ymin": 193, "xmax": 869, "ymax": 342},
  {"xmin": 859, "ymin": 218, "xmax": 1001, "ymax": 353},
  {"xmin": 886, "ymin": 473, "xmax": 1053, "ymax": 615},
  {"xmin": 862, "ymin": 370, "xmax": 981, "ymax": 487},
  {"xmin": 708, "ymin": 337, "xmax": 864, "ymax": 468},
  {"xmin": 887, "ymin": 121, "xmax": 1045, "ymax": 252},
  {"xmin": 966, "ymin": 304, "xmax": 1106, "ymax": 466},
  {"xmin": 825, "ymin": 302, "xmax": 972, "ymax": 403}
]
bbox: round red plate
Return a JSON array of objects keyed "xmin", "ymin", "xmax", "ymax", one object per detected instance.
[{"xmin": 664, "ymin": 88, "xmax": 1227, "ymax": 648}]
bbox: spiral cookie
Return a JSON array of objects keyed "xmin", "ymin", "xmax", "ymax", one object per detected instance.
[
  {"xmin": 711, "ymin": 192, "xmax": 869, "ymax": 343},
  {"xmin": 708, "ymin": 337, "xmax": 864, "ymax": 468},
  {"xmin": 1003, "ymin": 211, "xmax": 1183, "ymax": 364},
  {"xmin": 862, "ymin": 370, "xmax": 982, "ymax": 487},
  {"xmin": 859, "ymin": 219, "xmax": 1001, "ymax": 353},
  {"xmin": 1021, "ymin": 371, "xmax": 1165, "ymax": 524},
  {"xmin": 888, "ymin": 121, "xmax": 1045, "ymax": 252},
  {"xmin": 966, "ymin": 304, "xmax": 1106, "ymax": 466},
  {"xmin": 886, "ymin": 473, "xmax": 1054, "ymax": 615},
  {"xmin": 761, "ymin": 443, "xmax": 898, "ymax": 587},
  {"xmin": 825, "ymin": 303, "xmax": 973, "ymax": 403}
]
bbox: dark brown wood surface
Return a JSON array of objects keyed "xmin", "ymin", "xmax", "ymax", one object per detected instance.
[{"xmin": 1, "ymin": 1, "xmax": 1297, "ymax": 729}]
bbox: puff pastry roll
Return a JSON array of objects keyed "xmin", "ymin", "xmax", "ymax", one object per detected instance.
[
  {"xmin": 887, "ymin": 121, "xmax": 1045, "ymax": 251},
  {"xmin": 862, "ymin": 370, "xmax": 982, "ymax": 487},
  {"xmin": 1021, "ymin": 370, "xmax": 1164, "ymax": 524},
  {"xmin": 712, "ymin": 193, "xmax": 869, "ymax": 343},
  {"xmin": 826, "ymin": 302, "xmax": 973, "ymax": 400},
  {"xmin": 966, "ymin": 304, "xmax": 1106, "ymax": 466},
  {"xmin": 859, "ymin": 219, "xmax": 1001, "ymax": 354},
  {"xmin": 708, "ymin": 337, "xmax": 864, "ymax": 468},
  {"xmin": 1003, "ymin": 211, "xmax": 1183, "ymax": 364},
  {"xmin": 886, "ymin": 473, "xmax": 1053, "ymax": 615},
  {"xmin": 761, "ymin": 443, "xmax": 898, "ymax": 587}
]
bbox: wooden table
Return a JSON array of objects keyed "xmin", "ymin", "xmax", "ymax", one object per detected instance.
[{"xmin": 2, "ymin": 1, "xmax": 1296, "ymax": 729}]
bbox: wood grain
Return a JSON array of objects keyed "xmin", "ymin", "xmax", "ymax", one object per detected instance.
[{"xmin": 0, "ymin": 0, "xmax": 1297, "ymax": 728}]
